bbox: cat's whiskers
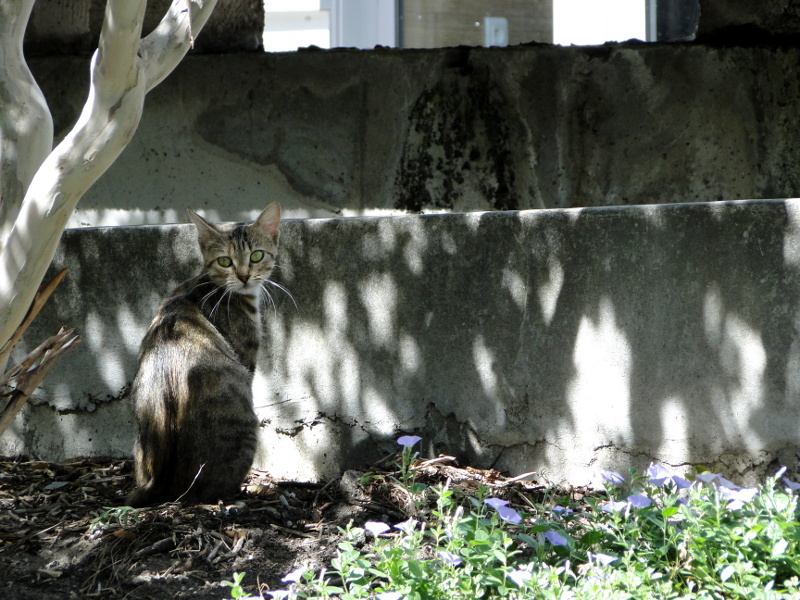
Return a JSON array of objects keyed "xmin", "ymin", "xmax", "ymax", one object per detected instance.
[
  {"xmin": 208, "ymin": 284, "xmax": 234, "ymax": 321},
  {"xmin": 258, "ymin": 281, "xmax": 277, "ymax": 315},
  {"xmin": 263, "ymin": 279, "xmax": 298, "ymax": 311},
  {"xmin": 198, "ymin": 281, "xmax": 220, "ymax": 311},
  {"xmin": 225, "ymin": 280, "xmax": 237, "ymax": 322}
]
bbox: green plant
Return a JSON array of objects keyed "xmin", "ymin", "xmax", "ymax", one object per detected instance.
[
  {"xmin": 221, "ymin": 571, "xmax": 248, "ymax": 599},
  {"xmin": 89, "ymin": 505, "xmax": 142, "ymax": 532},
  {"xmin": 264, "ymin": 442, "xmax": 800, "ymax": 600},
  {"xmin": 395, "ymin": 435, "xmax": 425, "ymax": 495}
]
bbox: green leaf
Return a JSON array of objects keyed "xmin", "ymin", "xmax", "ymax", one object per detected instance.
[
  {"xmin": 517, "ymin": 533, "xmax": 539, "ymax": 547},
  {"xmin": 661, "ymin": 506, "xmax": 679, "ymax": 518},
  {"xmin": 408, "ymin": 559, "xmax": 425, "ymax": 578},
  {"xmin": 579, "ymin": 530, "xmax": 605, "ymax": 546}
]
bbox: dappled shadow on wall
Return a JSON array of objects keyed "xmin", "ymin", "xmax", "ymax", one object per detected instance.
[
  {"xmin": 261, "ymin": 200, "xmax": 800, "ymax": 482},
  {"xmin": 4, "ymin": 224, "xmax": 202, "ymax": 459},
  {"xmin": 8, "ymin": 198, "xmax": 800, "ymax": 486}
]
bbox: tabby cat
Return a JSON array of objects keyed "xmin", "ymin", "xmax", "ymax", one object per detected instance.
[{"xmin": 126, "ymin": 203, "xmax": 281, "ymax": 507}]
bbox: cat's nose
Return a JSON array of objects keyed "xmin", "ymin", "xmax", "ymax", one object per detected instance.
[{"xmin": 238, "ymin": 273, "xmax": 250, "ymax": 283}]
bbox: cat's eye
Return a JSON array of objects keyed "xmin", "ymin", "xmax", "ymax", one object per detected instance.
[
  {"xmin": 250, "ymin": 250, "xmax": 265, "ymax": 263},
  {"xmin": 217, "ymin": 256, "xmax": 233, "ymax": 268}
]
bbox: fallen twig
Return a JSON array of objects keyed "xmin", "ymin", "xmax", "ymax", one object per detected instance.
[
  {"xmin": 410, "ymin": 455, "xmax": 457, "ymax": 471},
  {"xmin": 134, "ymin": 536, "xmax": 176, "ymax": 558}
]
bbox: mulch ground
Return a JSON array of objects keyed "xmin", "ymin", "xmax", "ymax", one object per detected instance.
[{"xmin": 0, "ymin": 454, "xmax": 567, "ymax": 599}]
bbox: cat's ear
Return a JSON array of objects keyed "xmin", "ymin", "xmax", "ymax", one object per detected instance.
[
  {"xmin": 187, "ymin": 209, "xmax": 221, "ymax": 245},
  {"xmin": 254, "ymin": 202, "xmax": 281, "ymax": 244}
]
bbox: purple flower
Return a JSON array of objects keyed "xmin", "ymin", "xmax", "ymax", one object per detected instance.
[
  {"xmin": 484, "ymin": 498, "xmax": 510, "ymax": 510},
  {"xmin": 438, "ymin": 551, "xmax": 462, "ymax": 566},
  {"xmin": 376, "ymin": 593, "xmax": 402, "ymax": 600},
  {"xmin": 646, "ymin": 463, "xmax": 692, "ymax": 489},
  {"xmin": 508, "ymin": 569, "xmax": 532, "ymax": 586},
  {"xmin": 588, "ymin": 552, "xmax": 617, "ymax": 566},
  {"xmin": 497, "ymin": 505, "xmax": 522, "ymax": 524},
  {"xmin": 551, "ymin": 505, "xmax": 573, "ymax": 520},
  {"xmin": 281, "ymin": 567, "xmax": 306, "ymax": 582},
  {"xmin": 365, "ymin": 521, "xmax": 390, "ymax": 535},
  {"xmin": 601, "ymin": 470, "xmax": 625, "ymax": 486},
  {"xmin": 695, "ymin": 472, "xmax": 720, "ymax": 484},
  {"xmin": 600, "ymin": 500, "xmax": 628, "ymax": 514},
  {"xmin": 776, "ymin": 466, "xmax": 788, "ymax": 479},
  {"xmin": 627, "ymin": 494, "xmax": 651, "ymax": 509},
  {"xmin": 672, "ymin": 475, "xmax": 692, "ymax": 489},
  {"xmin": 267, "ymin": 592, "xmax": 292, "ymax": 599},
  {"xmin": 544, "ymin": 530, "xmax": 570, "ymax": 547},
  {"xmin": 719, "ymin": 487, "xmax": 758, "ymax": 506},
  {"xmin": 784, "ymin": 477, "xmax": 800, "ymax": 491},
  {"xmin": 484, "ymin": 498, "xmax": 521, "ymax": 522},
  {"xmin": 394, "ymin": 518, "xmax": 418, "ymax": 533},
  {"xmin": 646, "ymin": 463, "xmax": 673, "ymax": 486},
  {"xmin": 397, "ymin": 435, "xmax": 422, "ymax": 448}
]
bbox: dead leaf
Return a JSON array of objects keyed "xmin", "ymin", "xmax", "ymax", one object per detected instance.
[{"xmin": 113, "ymin": 529, "xmax": 138, "ymax": 542}]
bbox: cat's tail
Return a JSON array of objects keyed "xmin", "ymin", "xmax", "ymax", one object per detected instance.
[{"xmin": 125, "ymin": 482, "xmax": 163, "ymax": 508}]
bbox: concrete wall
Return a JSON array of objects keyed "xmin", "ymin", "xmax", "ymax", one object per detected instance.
[
  {"xmin": 6, "ymin": 2, "xmax": 800, "ymax": 486},
  {"xmin": 4, "ymin": 199, "xmax": 800, "ymax": 486},
  {"xmin": 696, "ymin": 0, "xmax": 800, "ymax": 39},
  {"xmin": 28, "ymin": 39, "xmax": 800, "ymax": 228}
]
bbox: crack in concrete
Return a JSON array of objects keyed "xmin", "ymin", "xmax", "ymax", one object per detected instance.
[
  {"xmin": 273, "ymin": 410, "xmax": 365, "ymax": 438},
  {"xmin": 49, "ymin": 384, "xmax": 131, "ymax": 415}
]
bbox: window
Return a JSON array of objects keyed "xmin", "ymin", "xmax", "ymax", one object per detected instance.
[{"xmin": 262, "ymin": 0, "xmax": 698, "ymax": 52}]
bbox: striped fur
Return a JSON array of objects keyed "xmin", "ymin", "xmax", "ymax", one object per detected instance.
[{"xmin": 126, "ymin": 203, "xmax": 281, "ymax": 507}]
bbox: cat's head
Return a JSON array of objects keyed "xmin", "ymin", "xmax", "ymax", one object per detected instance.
[{"xmin": 187, "ymin": 202, "xmax": 281, "ymax": 297}]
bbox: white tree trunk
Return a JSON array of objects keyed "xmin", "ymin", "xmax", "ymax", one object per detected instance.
[
  {"xmin": 0, "ymin": 0, "xmax": 219, "ymax": 372},
  {"xmin": 0, "ymin": 0, "xmax": 54, "ymax": 241}
]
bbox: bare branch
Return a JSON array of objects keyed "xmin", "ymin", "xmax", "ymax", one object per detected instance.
[
  {"xmin": 0, "ymin": 268, "xmax": 67, "ymax": 368},
  {"xmin": 0, "ymin": 327, "xmax": 81, "ymax": 438}
]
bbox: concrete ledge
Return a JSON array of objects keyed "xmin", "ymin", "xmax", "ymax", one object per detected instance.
[{"xmin": 5, "ymin": 199, "xmax": 800, "ymax": 486}]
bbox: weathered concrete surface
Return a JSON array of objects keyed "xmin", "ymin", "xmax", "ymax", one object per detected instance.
[
  {"xmin": 697, "ymin": 0, "xmax": 800, "ymax": 39},
  {"xmin": 28, "ymin": 41, "xmax": 800, "ymax": 227},
  {"xmin": 4, "ymin": 199, "xmax": 800, "ymax": 487}
]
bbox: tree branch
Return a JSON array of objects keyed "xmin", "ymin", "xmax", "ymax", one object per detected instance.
[
  {"xmin": 0, "ymin": 327, "xmax": 81, "ymax": 439},
  {"xmin": 142, "ymin": 0, "xmax": 219, "ymax": 92},
  {"xmin": 0, "ymin": 268, "xmax": 67, "ymax": 368},
  {"xmin": 0, "ymin": 0, "xmax": 219, "ymax": 369}
]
